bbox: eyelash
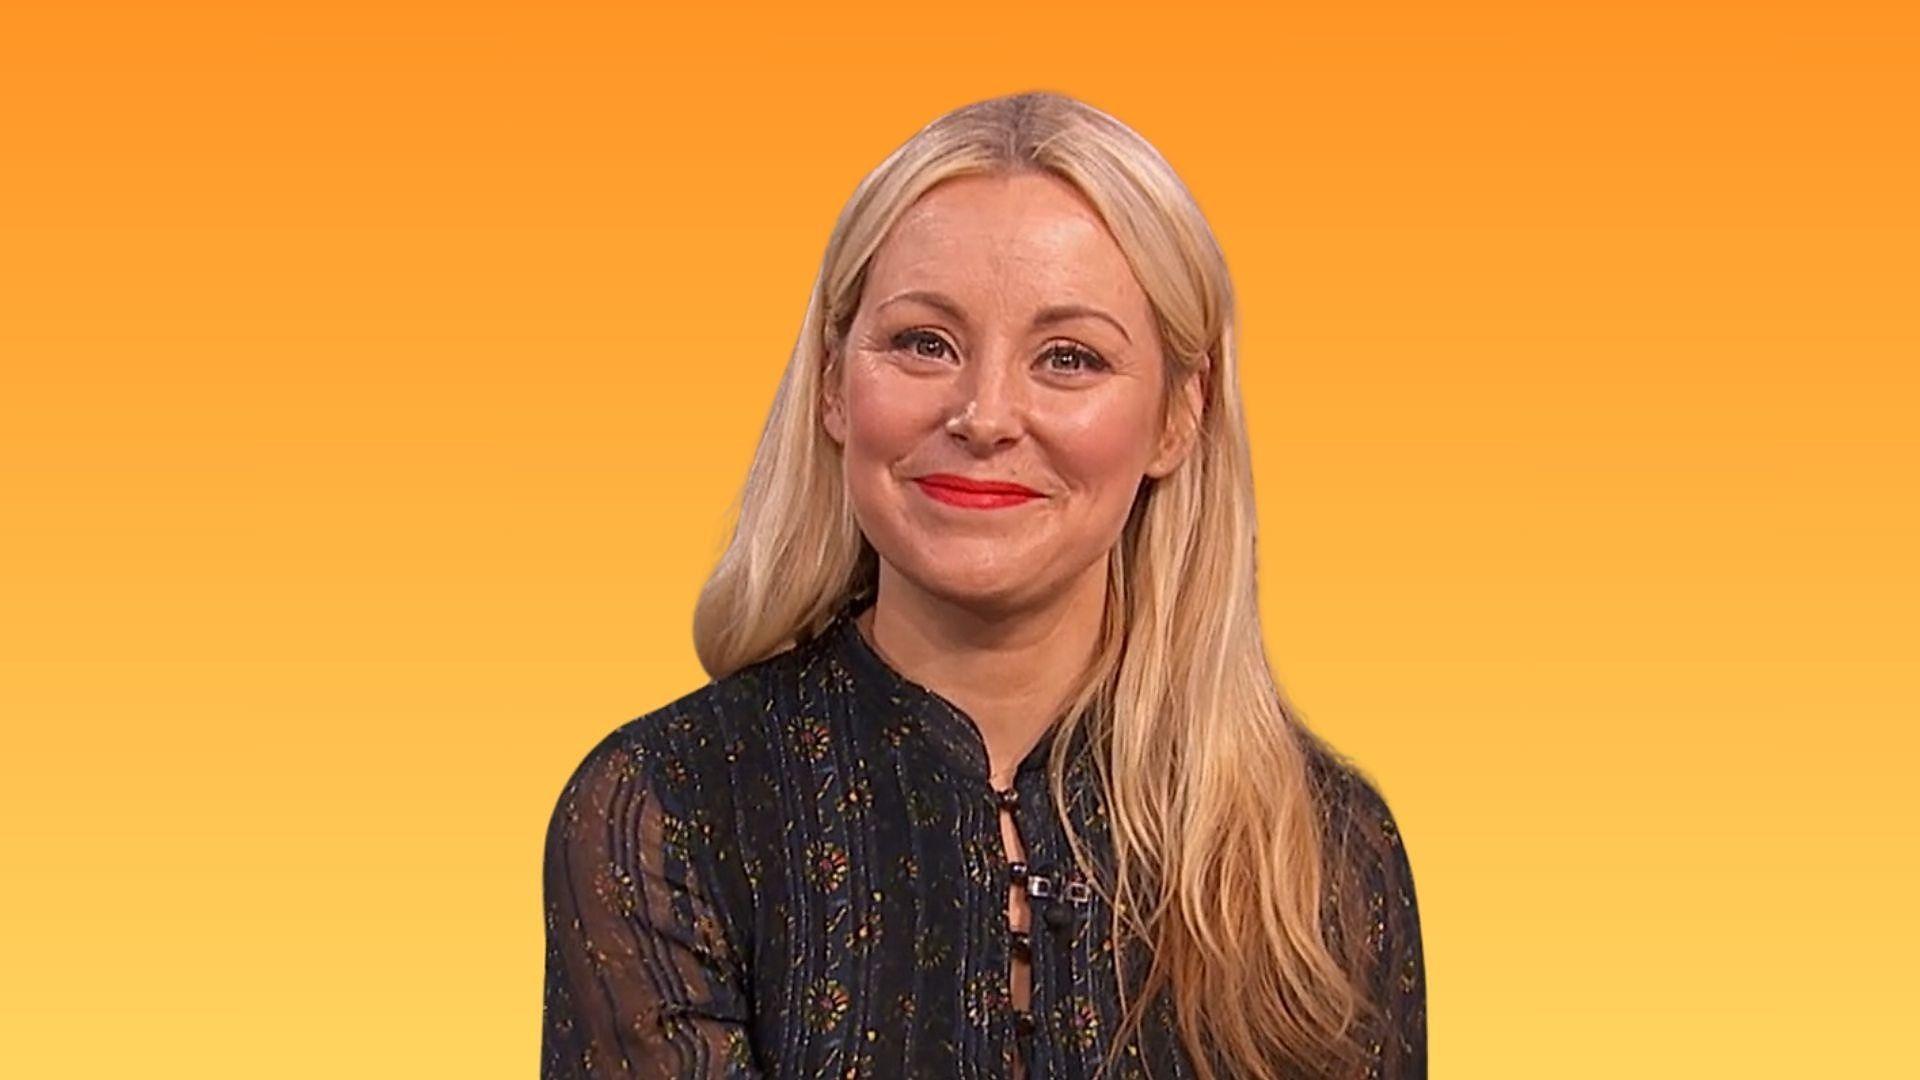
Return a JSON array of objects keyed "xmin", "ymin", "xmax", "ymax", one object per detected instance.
[{"xmin": 890, "ymin": 329, "xmax": 1110, "ymax": 374}]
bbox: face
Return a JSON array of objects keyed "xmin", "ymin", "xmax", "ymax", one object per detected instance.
[{"xmin": 821, "ymin": 170, "xmax": 1203, "ymax": 614}]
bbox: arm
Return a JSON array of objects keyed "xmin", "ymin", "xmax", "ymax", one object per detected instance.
[
  {"xmin": 541, "ymin": 726, "xmax": 762, "ymax": 1078},
  {"xmin": 1342, "ymin": 773, "xmax": 1429, "ymax": 1079}
]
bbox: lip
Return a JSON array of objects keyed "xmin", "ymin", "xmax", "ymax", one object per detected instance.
[
  {"xmin": 914, "ymin": 473, "xmax": 1044, "ymax": 496},
  {"xmin": 911, "ymin": 473, "xmax": 1044, "ymax": 510}
]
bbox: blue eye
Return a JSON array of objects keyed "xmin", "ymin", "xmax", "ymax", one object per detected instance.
[
  {"xmin": 1043, "ymin": 343, "xmax": 1109, "ymax": 374},
  {"xmin": 890, "ymin": 331, "xmax": 1108, "ymax": 375},
  {"xmin": 892, "ymin": 329, "xmax": 952, "ymax": 361}
]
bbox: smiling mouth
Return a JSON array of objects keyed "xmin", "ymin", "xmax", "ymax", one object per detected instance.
[{"xmin": 911, "ymin": 477, "xmax": 1043, "ymax": 510}]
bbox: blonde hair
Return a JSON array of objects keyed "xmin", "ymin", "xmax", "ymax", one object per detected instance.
[{"xmin": 692, "ymin": 90, "xmax": 1379, "ymax": 1080}]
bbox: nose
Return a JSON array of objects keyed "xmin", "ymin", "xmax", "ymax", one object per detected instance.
[{"xmin": 946, "ymin": 351, "xmax": 1027, "ymax": 450}]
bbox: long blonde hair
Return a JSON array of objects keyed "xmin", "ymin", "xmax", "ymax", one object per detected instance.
[{"xmin": 692, "ymin": 90, "xmax": 1379, "ymax": 1080}]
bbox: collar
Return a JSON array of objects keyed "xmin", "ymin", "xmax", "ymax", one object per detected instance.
[{"xmin": 820, "ymin": 589, "xmax": 1089, "ymax": 786}]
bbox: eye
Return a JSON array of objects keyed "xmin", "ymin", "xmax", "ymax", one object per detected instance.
[
  {"xmin": 1041, "ymin": 342, "xmax": 1109, "ymax": 375},
  {"xmin": 890, "ymin": 329, "xmax": 954, "ymax": 362}
]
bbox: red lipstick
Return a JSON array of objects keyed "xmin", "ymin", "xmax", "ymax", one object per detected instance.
[{"xmin": 912, "ymin": 473, "xmax": 1043, "ymax": 510}]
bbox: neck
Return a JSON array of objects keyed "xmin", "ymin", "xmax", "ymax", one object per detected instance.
[{"xmin": 856, "ymin": 560, "xmax": 1107, "ymax": 788}]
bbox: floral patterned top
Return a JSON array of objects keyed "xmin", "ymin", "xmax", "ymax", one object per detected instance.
[{"xmin": 541, "ymin": 590, "xmax": 1427, "ymax": 1078}]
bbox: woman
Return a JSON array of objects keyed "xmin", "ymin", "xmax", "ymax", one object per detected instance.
[{"xmin": 541, "ymin": 91, "xmax": 1426, "ymax": 1080}]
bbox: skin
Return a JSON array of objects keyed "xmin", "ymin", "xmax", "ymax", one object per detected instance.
[{"xmin": 820, "ymin": 170, "xmax": 1204, "ymax": 784}]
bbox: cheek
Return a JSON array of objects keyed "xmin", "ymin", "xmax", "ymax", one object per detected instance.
[
  {"xmin": 1046, "ymin": 392, "xmax": 1161, "ymax": 494},
  {"xmin": 840, "ymin": 359, "xmax": 944, "ymax": 476},
  {"xmin": 841, "ymin": 366, "xmax": 938, "ymax": 461},
  {"xmin": 847, "ymin": 398, "xmax": 917, "ymax": 454}
]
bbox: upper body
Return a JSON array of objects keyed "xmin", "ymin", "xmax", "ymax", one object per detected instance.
[
  {"xmin": 544, "ymin": 90, "xmax": 1429, "ymax": 1079},
  {"xmin": 540, "ymin": 590, "xmax": 1427, "ymax": 1079}
]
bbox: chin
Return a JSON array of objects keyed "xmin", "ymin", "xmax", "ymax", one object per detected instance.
[{"xmin": 896, "ymin": 562, "xmax": 1049, "ymax": 615}]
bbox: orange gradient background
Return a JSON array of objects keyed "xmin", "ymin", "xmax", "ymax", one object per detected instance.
[{"xmin": 3, "ymin": 2, "xmax": 1915, "ymax": 1076}]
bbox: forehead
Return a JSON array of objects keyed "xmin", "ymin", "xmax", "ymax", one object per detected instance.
[{"xmin": 865, "ymin": 172, "xmax": 1145, "ymax": 308}]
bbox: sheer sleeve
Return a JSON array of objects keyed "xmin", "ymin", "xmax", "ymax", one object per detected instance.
[
  {"xmin": 1319, "ymin": 761, "xmax": 1429, "ymax": 1079},
  {"xmin": 541, "ymin": 726, "xmax": 762, "ymax": 1078}
]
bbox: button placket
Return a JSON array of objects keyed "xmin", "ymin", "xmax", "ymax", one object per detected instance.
[{"xmin": 993, "ymin": 781, "xmax": 1037, "ymax": 1075}]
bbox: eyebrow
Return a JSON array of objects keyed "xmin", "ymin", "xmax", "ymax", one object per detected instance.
[{"xmin": 877, "ymin": 288, "xmax": 1133, "ymax": 345}]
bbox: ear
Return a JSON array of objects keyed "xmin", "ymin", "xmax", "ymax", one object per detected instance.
[
  {"xmin": 820, "ymin": 359, "xmax": 848, "ymax": 447},
  {"xmin": 1144, "ymin": 369, "xmax": 1206, "ymax": 480}
]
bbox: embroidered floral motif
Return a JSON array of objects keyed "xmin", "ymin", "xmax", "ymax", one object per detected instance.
[{"xmin": 541, "ymin": 593, "xmax": 1427, "ymax": 1078}]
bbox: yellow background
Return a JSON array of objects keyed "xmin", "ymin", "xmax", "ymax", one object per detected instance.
[{"xmin": 3, "ymin": 2, "xmax": 1914, "ymax": 1075}]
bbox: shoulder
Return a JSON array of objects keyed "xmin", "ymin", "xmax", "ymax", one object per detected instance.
[
  {"xmin": 547, "ymin": 639, "xmax": 817, "ymax": 828},
  {"xmin": 1299, "ymin": 730, "xmax": 1410, "ymax": 859},
  {"xmin": 541, "ymin": 645, "xmax": 819, "ymax": 948},
  {"xmin": 1298, "ymin": 731, "xmax": 1422, "ymax": 944},
  {"xmin": 1298, "ymin": 730, "xmax": 1425, "ymax": 985},
  {"xmin": 1297, "ymin": 737, "xmax": 1429, "ymax": 1069},
  {"xmin": 539, "ymin": 655, "xmax": 813, "ymax": 980}
]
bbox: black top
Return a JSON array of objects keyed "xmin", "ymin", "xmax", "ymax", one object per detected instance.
[{"xmin": 541, "ymin": 591, "xmax": 1427, "ymax": 1078}]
